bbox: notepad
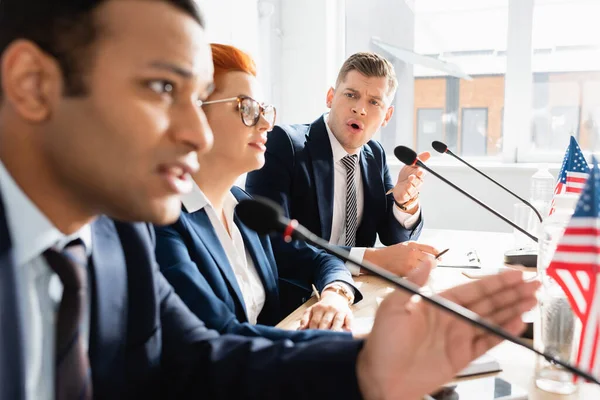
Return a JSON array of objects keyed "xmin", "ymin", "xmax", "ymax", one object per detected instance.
[
  {"xmin": 456, "ymin": 353, "xmax": 501, "ymax": 377},
  {"xmin": 352, "ymin": 317, "xmax": 375, "ymax": 336},
  {"xmin": 437, "ymin": 248, "xmax": 481, "ymax": 269}
]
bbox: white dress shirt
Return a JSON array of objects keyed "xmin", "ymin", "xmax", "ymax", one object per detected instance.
[
  {"xmin": 324, "ymin": 114, "xmax": 421, "ymax": 275},
  {"xmin": 182, "ymin": 183, "xmax": 266, "ymax": 325},
  {"xmin": 0, "ymin": 161, "xmax": 92, "ymax": 400}
]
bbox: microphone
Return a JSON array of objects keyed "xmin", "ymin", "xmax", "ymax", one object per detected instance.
[
  {"xmin": 432, "ymin": 141, "xmax": 543, "ymax": 223},
  {"xmin": 394, "ymin": 146, "xmax": 538, "ymax": 243},
  {"xmin": 234, "ymin": 197, "xmax": 600, "ymax": 386},
  {"xmin": 431, "ymin": 141, "xmax": 539, "ymax": 268}
]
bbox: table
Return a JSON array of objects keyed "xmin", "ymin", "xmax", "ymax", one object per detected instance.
[{"xmin": 276, "ymin": 229, "xmax": 600, "ymax": 399}]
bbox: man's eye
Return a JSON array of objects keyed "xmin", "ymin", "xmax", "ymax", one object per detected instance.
[
  {"xmin": 148, "ymin": 80, "xmax": 175, "ymax": 95},
  {"xmin": 370, "ymin": 100, "xmax": 380, "ymax": 106},
  {"xmin": 344, "ymin": 92, "xmax": 356, "ymax": 98}
]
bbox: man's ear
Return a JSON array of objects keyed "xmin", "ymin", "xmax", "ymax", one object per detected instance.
[
  {"xmin": 1, "ymin": 39, "xmax": 63, "ymax": 122},
  {"xmin": 381, "ymin": 105, "xmax": 395, "ymax": 128},
  {"xmin": 326, "ymin": 87, "xmax": 335, "ymax": 108}
]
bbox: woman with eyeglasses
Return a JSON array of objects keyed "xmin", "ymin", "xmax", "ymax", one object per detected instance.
[{"xmin": 154, "ymin": 44, "xmax": 362, "ymax": 342}]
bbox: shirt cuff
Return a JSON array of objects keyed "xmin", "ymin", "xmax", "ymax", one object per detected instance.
[
  {"xmin": 345, "ymin": 247, "xmax": 366, "ymax": 276},
  {"xmin": 322, "ymin": 281, "xmax": 356, "ymax": 304},
  {"xmin": 392, "ymin": 204, "xmax": 421, "ymax": 229}
]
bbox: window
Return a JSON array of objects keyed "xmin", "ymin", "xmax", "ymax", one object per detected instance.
[
  {"xmin": 416, "ymin": 108, "xmax": 444, "ymax": 153},
  {"xmin": 519, "ymin": 0, "xmax": 600, "ymax": 161},
  {"xmin": 412, "ymin": 0, "xmax": 507, "ymax": 160},
  {"xmin": 461, "ymin": 108, "xmax": 488, "ymax": 156},
  {"xmin": 267, "ymin": 0, "xmax": 600, "ymax": 163}
]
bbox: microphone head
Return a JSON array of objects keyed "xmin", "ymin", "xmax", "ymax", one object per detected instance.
[
  {"xmin": 432, "ymin": 141, "xmax": 448, "ymax": 154},
  {"xmin": 393, "ymin": 146, "xmax": 418, "ymax": 166},
  {"xmin": 235, "ymin": 197, "xmax": 285, "ymax": 235}
]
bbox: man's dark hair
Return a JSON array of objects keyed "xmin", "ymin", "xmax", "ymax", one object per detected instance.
[{"xmin": 0, "ymin": 0, "xmax": 205, "ymax": 96}]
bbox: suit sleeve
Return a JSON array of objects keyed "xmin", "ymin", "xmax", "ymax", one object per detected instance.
[
  {"xmin": 376, "ymin": 146, "xmax": 423, "ymax": 245},
  {"xmin": 155, "ymin": 253, "xmax": 363, "ymax": 399},
  {"xmin": 154, "ymin": 224, "xmax": 352, "ymax": 343},
  {"xmin": 269, "ymin": 236, "xmax": 362, "ymax": 303},
  {"xmin": 245, "ymin": 126, "xmax": 295, "ymax": 219}
]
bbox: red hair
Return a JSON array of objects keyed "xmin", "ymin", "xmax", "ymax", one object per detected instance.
[{"xmin": 210, "ymin": 43, "xmax": 257, "ymax": 79}]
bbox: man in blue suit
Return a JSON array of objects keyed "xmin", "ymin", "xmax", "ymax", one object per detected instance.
[
  {"xmin": 0, "ymin": 0, "xmax": 541, "ymax": 399},
  {"xmin": 246, "ymin": 53, "xmax": 440, "ymax": 278}
]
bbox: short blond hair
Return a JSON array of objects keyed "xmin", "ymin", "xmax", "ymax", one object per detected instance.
[{"xmin": 335, "ymin": 52, "xmax": 397, "ymax": 97}]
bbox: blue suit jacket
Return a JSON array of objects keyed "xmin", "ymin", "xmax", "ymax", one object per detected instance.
[
  {"xmin": 154, "ymin": 186, "xmax": 361, "ymax": 342},
  {"xmin": 246, "ymin": 116, "xmax": 423, "ymax": 249},
  {"xmin": 0, "ymin": 191, "xmax": 363, "ymax": 399}
]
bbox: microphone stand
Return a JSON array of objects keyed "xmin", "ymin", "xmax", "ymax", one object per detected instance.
[
  {"xmin": 439, "ymin": 146, "xmax": 543, "ymax": 223},
  {"xmin": 409, "ymin": 159, "xmax": 538, "ymax": 243}
]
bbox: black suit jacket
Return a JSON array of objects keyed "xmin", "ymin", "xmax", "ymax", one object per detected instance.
[
  {"xmin": 0, "ymin": 190, "xmax": 363, "ymax": 399},
  {"xmin": 246, "ymin": 116, "xmax": 423, "ymax": 249}
]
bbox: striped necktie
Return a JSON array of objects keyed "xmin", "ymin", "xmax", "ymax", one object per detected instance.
[
  {"xmin": 43, "ymin": 239, "xmax": 93, "ymax": 400},
  {"xmin": 341, "ymin": 154, "xmax": 358, "ymax": 247}
]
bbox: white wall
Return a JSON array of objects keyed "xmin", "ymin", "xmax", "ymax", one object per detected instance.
[
  {"xmin": 345, "ymin": 0, "xmax": 416, "ymax": 152},
  {"xmin": 389, "ymin": 161, "xmax": 560, "ymax": 233},
  {"xmin": 274, "ymin": 0, "xmax": 346, "ymax": 124},
  {"xmin": 195, "ymin": 0, "xmax": 261, "ymax": 63}
]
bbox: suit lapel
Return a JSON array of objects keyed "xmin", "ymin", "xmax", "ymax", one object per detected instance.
[
  {"xmin": 186, "ymin": 210, "xmax": 248, "ymax": 316},
  {"xmin": 88, "ymin": 217, "xmax": 128, "ymax": 395},
  {"xmin": 358, "ymin": 144, "xmax": 385, "ymax": 241},
  {"xmin": 0, "ymin": 195, "xmax": 26, "ymax": 400},
  {"xmin": 305, "ymin": 116, "xmax": 335, "ymax": 241}
]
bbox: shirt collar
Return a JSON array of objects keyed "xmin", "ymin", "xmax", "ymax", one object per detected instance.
[
  {"xmin": 181, "ymin": 180, "xmax": 239, "ymax": 215},
  {"xmin": 323, "ymin": 113, "xmax": 362, "ymax": 163},
  {"xmin": 0, "ymin": 160, "xmax": 92, "ymax": 265}
]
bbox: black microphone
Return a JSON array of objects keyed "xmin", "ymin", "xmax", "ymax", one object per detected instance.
[
  {"xmin": 432, "ymin": 141, "xmax": 543, "ymax": 223},
  {"xmin": 234, "ymin": 197, "xmax": 600, "ymax": 386},
  {"xmin": 394, "ymin": 146, "xmax": 538, "ymax": 243}
]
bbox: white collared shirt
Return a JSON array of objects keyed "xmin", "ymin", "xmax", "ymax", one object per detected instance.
[
  {"xmin": 182, "ymin": 183, "xmax": 266, "ymax": 325},
  {"xmin": 324, "ymin": 114, "xmax": 420, "ymax": 275},
  {"xmin": 0, "ymin": 161, "xmax": 92, "ymax": 400}
]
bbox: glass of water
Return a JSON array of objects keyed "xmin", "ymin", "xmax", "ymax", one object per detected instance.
[{"xmin": 535, "ymin": 288, "xmax": 580, "ymax": 395}]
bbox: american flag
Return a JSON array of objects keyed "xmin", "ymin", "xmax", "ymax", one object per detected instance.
[
  {"xmin": 547, "ymin": 157, "xmax": 600, "ymax": 382},
  {"xmin": 550, "ymin": 136, "xmax": 590, "ymax": 215}
]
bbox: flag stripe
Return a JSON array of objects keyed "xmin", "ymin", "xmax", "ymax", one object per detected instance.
[
  {"xmin": 555, "ymin": 269, "xmax": 587, "ymax": 318},
  {"xmin": 556, "ymin": 244, "xmax": 600, "ymax": 254},
  {"xmin": 553, "ymin": 252, "xmax": 600, "ymax": 264},
  {"xmin": 576, "ymin": 282, "xmax": 600, "ymax": 381},
  {"xmin": 577, "ymin": 271, "xmax": 591, "ymax": 291},
  {"xmin": 559, "ymin": 234, "xmax": 600, "ymax": 246},
  {"xmin": 547, "ymin": 261, "xmax": 598, "ymax": 271},
  {"xmin": 593, "ymin": 325, "xmax": 600, "ymax": 380},
  {"xmin": 567, "ymin": 172, "xmax": 590, "ymax": 179},
  {"xmin": 566, "ymin": 218, "xmax": 600, "ymax": 228}
]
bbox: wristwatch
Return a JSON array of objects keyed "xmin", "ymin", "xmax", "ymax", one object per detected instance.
[
  {"xmin": 395, "ymin": 193, "xmax": 419, "ymax": 212},
  {"xmin": 324, "ymin": 283, "xmax": 355, "ymax": 306}
]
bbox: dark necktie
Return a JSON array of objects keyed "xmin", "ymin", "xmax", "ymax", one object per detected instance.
[
  {"xmin": 43, "ymin": 239, "xmax": 93, "ymax": 400},
  {"xmin": 341, "ymin": 154, "xmax": 358, "ymax": 247}
]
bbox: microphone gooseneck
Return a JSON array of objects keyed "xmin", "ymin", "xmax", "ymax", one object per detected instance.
[
  {"xmin": 431, "ymin": 141, "xmax": 543, "ymax": 223},
  {"xmin": 394, "ymin": 146, "xmax": 538, "ymax": 243},
  {"xmin": 234, "ymin": 198, "xmax": 600, "ymax": 386}
]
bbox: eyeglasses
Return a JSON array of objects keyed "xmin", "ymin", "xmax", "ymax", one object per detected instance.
[{"xmin": 202, "ymin": 95, "xmax": 277, "ymax": 129}]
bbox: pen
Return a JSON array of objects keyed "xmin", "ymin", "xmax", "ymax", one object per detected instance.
[
  {"xmin": 435, "ymin": 248, "xmax": 449, "ymax": 259},
  {"xmin": 311, "ymin": 284, "xmax": 321, "ymax": 301}
]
